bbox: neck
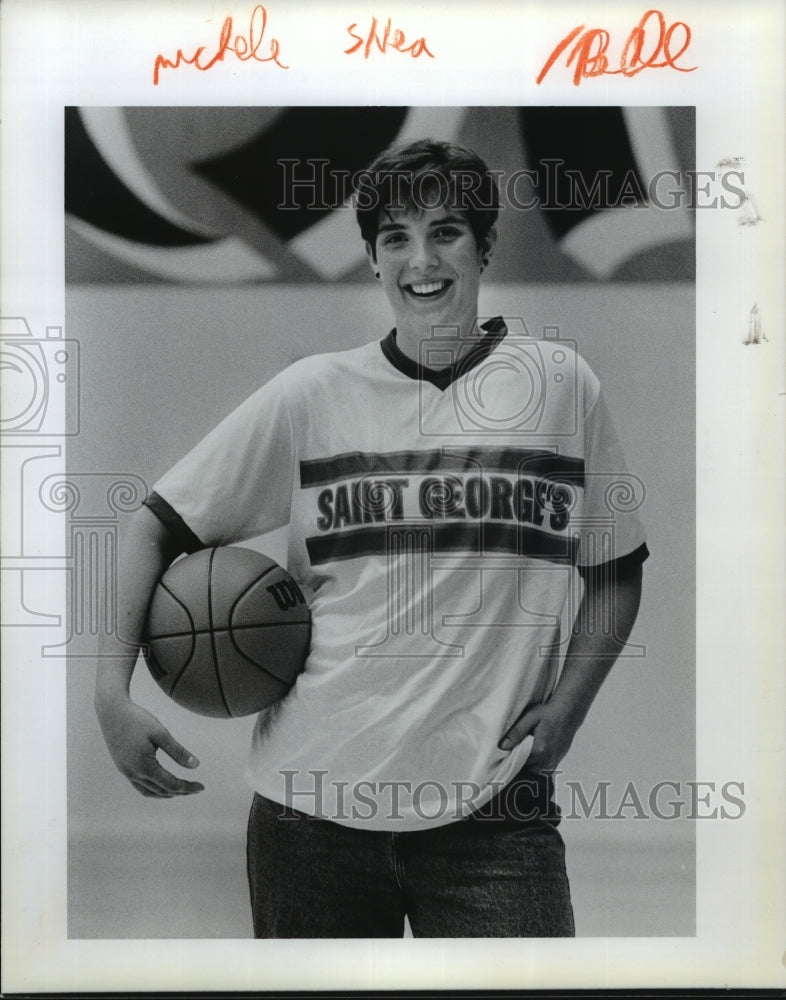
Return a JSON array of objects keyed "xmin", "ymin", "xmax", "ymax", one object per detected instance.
[{"xmin": 393, "ymin": 312, "xmax": 481, "ymax": 369}]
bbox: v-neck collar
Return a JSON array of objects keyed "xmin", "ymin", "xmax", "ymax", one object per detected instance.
[{"xmin": 379, "ymin": 317, "xmax": 508, "ymax": 391}]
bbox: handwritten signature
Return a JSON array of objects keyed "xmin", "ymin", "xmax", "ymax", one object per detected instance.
[
  {"xmin": 345, "ymin": 16, "xmax": 434, "ymax": 59},
  {"xmin": 536, "ymin": 9, "xmax": 696, "ymax": 86},
  {"xmin": 153, "ymin": 5, "xmax": 288, "ymax": 86}
]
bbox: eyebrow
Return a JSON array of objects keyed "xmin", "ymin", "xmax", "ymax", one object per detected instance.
[{"xmin": 377, "ymin": 214, "xmax": 468, "ymax": 234}]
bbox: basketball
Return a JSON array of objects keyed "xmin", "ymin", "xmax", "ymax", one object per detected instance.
[{"xmin": 144, "ymin": 546, "xmax": 310, "ymax": 718}]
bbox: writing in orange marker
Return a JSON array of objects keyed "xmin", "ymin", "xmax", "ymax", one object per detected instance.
[
  {"xmin": 345, "ymin": 16, "xmax": 435, "ymax": 60},
  {"xmin": 536, "ymin": 9, "xmax": 696, "ymax": 86},
  {"xmin": 153, "ymin": 5, "xmax": 288, "ymax": 86}
]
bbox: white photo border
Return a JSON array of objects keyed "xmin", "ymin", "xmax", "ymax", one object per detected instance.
[{"xmin": 1, "ymin": 0, "xmax": 784, "ymax": 991}]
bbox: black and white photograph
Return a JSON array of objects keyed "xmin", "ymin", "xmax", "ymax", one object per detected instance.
[
  {"xmin": 1, "ymin": 1, "xmax": 784, "ymax": 993},
  {"xmin": 65, "ymin": 104, "xmax": 695, "ymax": 942}
]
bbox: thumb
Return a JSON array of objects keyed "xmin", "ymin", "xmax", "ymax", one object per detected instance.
[
  {"xmin": 155, "ymin": 727, "xmax": 200, "ymax": 769},
  {"xmin": 498, "ymin": 707, "xmax": 542, "ymax": 751}
]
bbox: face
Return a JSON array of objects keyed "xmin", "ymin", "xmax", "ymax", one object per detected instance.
[{"xmin": 368, "ymin": 204, "xmax": 493, "ymax": 337}]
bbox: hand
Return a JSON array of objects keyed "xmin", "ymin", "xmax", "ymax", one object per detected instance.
[
  {"xmin": 96, "ymin": 695, "xmax": 204, "ymax": 798},
  {"xmin": 497, "ymin": 700, "xmax": 580, "ymax": 774}
]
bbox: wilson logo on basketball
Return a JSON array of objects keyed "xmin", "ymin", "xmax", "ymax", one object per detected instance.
[{"xmin": 266, "ymin": 579, "xmax": 306, "ymax": 611}]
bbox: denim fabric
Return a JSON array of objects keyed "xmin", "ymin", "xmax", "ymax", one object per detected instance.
[{"xmin": 247, "ymin": 794, "xmax": 575, "ymax": 938}]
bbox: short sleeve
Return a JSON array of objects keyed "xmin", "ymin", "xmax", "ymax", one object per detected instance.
[
  {"xmin": 148, "ymin": 370, "xmax": 296, "ymax": 548},
  {"xmin": 575, "ymin": 389, "xmax": 648, "ymax": 569}
]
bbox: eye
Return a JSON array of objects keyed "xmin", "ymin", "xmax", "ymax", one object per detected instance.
[
  {"xmin": 381, "ymin": 231, "xmax": 407, "ymax": 246},
  {"xmin": 434, "ymin": 226, "xmax": 462, "ymax": 241}
]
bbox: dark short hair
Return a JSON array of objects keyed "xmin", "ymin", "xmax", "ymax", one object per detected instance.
[{"xmin": 354, "ymin": 139, "xmax": 500, "ymax": 258}]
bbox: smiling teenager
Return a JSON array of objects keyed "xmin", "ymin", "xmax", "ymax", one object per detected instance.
[{"xmin": 96, "ymin": 139, "xmax": 647, "ymax": 937}]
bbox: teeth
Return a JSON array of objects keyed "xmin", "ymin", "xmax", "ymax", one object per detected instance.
[{"xmin": 409, "ymin": 280, "xmax": 446, "ymax": 296}]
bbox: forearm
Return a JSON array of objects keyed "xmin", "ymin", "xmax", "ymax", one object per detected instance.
[
  {"xmin": 94, "ymin": 505, "xmax": 203, "ymax": 795},
  {"xmin": 499, "ymin": 560, "xmax": 643, "ymax": 760},
  {"xmin": 95, "ymin": 505, "xmax": 181, "ymax": 705},
  {"xmin": 548, "ymin": 561, "xmax": 643, "ymax": 729}
]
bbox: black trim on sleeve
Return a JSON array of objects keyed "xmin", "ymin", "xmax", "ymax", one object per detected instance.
[
  {"xmin": 577, "ymin": 541, "xmax": 649, "ymax": 579},
  {"xmin": 143, "ymin": 491, "xmax": 206, "ymax": 555}
]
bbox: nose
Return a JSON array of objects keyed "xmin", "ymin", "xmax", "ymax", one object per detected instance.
[{"xmin": 408, "ymin": 236, "xmax": 439, "ymax": 272}]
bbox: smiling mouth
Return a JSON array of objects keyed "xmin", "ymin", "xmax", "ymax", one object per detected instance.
[{"xmin": 404, "ymin": 279, "xmax": 451, "ymax": 299}]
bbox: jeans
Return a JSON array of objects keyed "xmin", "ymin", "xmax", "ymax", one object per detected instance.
[{"xmin": 246, "ymin": 793, "xmax": 575, "ymax": 937}]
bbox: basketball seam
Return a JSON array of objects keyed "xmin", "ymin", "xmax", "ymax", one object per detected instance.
[
  {"xmin": 229, "ymin": 559, "xmax": 282, "ymax": 605},
  {"xmin": 146, "ymin": 620, "xmax": 310, "ymax": 641},
  {"xmin": 220, "ymin": 554, "xmax": 308, "ymax": 688},
  {"xmin": 227, "ymin": 561, "xmax": 294, "ymax": 626},
  {"xmin": 227, "ymin": 623, "xmax": 309, "ymax": 685},
  {"xmin": 207, "ymin": 547, "xmax": 233, "ymax": 717},
  {"xmin": 156, "ymin": 579, "xmax": 197, "ymax": 634},
  {"xmin": 156, "ymin": 580, "xmax": 197, "ymax": 697}
]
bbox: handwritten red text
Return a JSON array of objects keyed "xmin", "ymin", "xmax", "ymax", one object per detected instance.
[
  {"xmin": 345, "ymin": 16, "xmax": 435, "ymax": 59},
  {"xmin": 536, "ymin": 9, "xmax": 696, "ymax": 86},
  {"xmin": 153, "ymin": 5, "xmax": 288, "ymax": 86}
]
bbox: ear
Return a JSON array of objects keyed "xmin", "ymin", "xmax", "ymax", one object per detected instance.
[
  {"xmin": 479, "ymin": 226, "xmax": 498, "ymax": 271},
  {"xmin": 365, "ymin": 240, "xmax": 378, "ymax": 275},
  {"xmin": 482, "ymin": 225, "xmax": 498, "ymax": 258}
]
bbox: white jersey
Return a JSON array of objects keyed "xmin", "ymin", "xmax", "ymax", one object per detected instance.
[{"xmin": 150, "ymin": 319, "xmax": 647, "ymax": 830}]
